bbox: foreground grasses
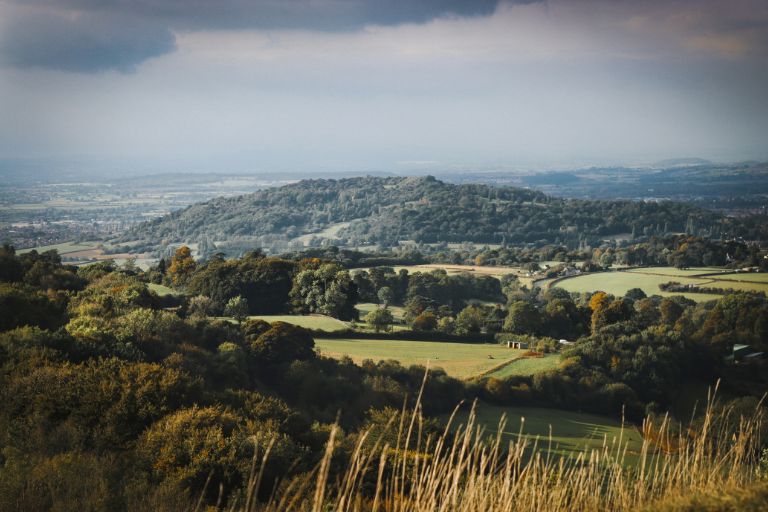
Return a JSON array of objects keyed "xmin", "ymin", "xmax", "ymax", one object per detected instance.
[{"xmin": 215, "ymin": 382, "xmax": 764, "ymax": 512}]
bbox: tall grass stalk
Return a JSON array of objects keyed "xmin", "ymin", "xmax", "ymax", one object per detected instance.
[{"xmin": 231, "ymin": 380, "xmax": 763, "ymax": 512}]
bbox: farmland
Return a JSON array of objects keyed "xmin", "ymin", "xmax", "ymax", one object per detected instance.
[
  {"xmin": 486, "ymin": 353, "xmax": 561, "ymax": 379},
  {"xmin": 248, "ymin": 315, "xmax": 350, "ymax": 332},
  {"xmin": 355, "ymin": 302, "xmax": 407, "ymax": 322},
  {"xmin": 448, "ymin": 403, "xmax": 645, "ymax": 462},
  {"xmin": 17, "ymin": 241, "xmax": 100, "ymax": 255},
  {"xmin": 552, "ymin": 266, "xmax": 768, "ymax": 301},
  {"xmin": 315, "ymin": 337, "xmax": 531, "ymax": 379},
  {"xmin": 147, "ymin": 283, "xmax": 180, "ymax": 296},
  {"xmin": 356, "ymin": 264, "xmax": 521, "ymax": 279}
]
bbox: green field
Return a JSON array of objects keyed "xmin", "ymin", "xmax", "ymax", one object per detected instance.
[
  {"xmin": 713, "ymin": 272, "xmax": 768, "ymax": 283},
  {"xmin": 449, "ymin": 403, "xmax": 645, "ymax": 462},
  {"xmin": 17, "ymin": 241, "xmax": 99, "ymax": 255},
  {"xmin": 356, "ymin": 264, "xmax": 520, "ymax": 279},
  {"xmin": 249, "ymin": 314, "xmax": 350, "ymax": 332},
  {"xmin": 624, "ymin": 267, "xmax": 768, "ymax": 294},
  {"xmin": 147, "ymin": 283, "xmax": 181, "ymax": 296},
  {"xmin": 554, "ymin": 269, "xmax": 724, "ymax": 302},
  {"xmin": 623, "ymin": 267, "xmax": 725, "ymax": 277},
  {"xmin": 487, "ymin": 353, "xmax": 561, "ymax": 378},
  {"xmin": 356, "ymin": 303, "xmax": 407, "ymax": 322},
  {"xmin": 315, "ymin": 338, "xmax": 527, "ymax": 379}
]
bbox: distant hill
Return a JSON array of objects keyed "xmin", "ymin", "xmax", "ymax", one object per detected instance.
[
  {"xmin": 120, "ymin": 175, "xmax": 726, "ymax": 254},
  {"xmin": 652, "ymin": 157, "xmax": 712, "ymax": 168}
]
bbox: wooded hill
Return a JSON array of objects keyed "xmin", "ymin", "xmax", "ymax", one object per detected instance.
[{"xmin": 120, "ymin": 176, "xmax": 736, "ymax": 252}]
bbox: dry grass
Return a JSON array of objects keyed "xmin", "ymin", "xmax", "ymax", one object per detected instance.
[{"xmin": 215, "ymin": 380, "xmax": 764, "ymax": 512}]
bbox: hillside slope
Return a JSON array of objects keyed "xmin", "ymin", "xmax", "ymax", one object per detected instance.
[{"xmin": 120, "ymin": 176, "xmax": 724, "ymax": 253}]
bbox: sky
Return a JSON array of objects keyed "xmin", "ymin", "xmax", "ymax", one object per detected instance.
[{"xmin": 1, "ymin": 0, "xmax": 767, "ymax": 175}]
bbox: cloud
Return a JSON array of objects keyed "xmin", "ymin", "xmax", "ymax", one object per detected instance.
[
  {"xmin": 0, "ymin": 8, "xmax": 176, "ymax": 72},
  {"xmin": 0, "ymin": 0, "xmax": 504, "ymax": 73}
]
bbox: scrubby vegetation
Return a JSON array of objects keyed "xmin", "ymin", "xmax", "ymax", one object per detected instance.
[{"xmin": 1, "ymin": 242, "xmax": 767, "ymax": 510}]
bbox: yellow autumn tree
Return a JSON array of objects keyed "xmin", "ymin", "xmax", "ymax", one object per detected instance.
[{"xmin": 168, "ymin": 246, "xmax": 196, "ymax": 286}]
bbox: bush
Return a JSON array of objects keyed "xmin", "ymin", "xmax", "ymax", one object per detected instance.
[{"xmin": 412, "ymin": 312, "xmax": 438, "ymax": 332}]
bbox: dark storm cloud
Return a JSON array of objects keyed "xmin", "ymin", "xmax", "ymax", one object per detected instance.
[
  {"xmin": 0, "ymin": 0, "xmax": 503, "ymax": 73},
  {"xmin": 1, "ymin": 10, "xmax": 175, "ymax": 73}
]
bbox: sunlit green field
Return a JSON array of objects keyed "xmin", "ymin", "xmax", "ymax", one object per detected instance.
[
  {"xmin": 487, "ymin": 353, "xmax": 561, "ymax": 378},
  {"xmin": 623, "ymin": 267, "xmax": 724, "ymax": 277},
  {"xmin": 356, "ymin": 264, "xmax": 520, "ymax": 279},
  {"xmin": 554, "ymin": 269, "xmax": 724, "ymax": 301},
  {"xmin": 555, "ymin": 271, "xmax": 718, "ymax": 301},
  {"xmin": 249, "ymin": 315, "xmax": 350, "ymax": 332},
  {"xmin": 448, "ymin": 403, "xmax": 645, "ymax": 462},
  {"xmin": 623, "ymin": 267, "xmax": 768, "ymax": 295},
  {"xmin": 17, "ymin": 241, "xmax": 99, "ymax": 255},
  {"xmin": 713, "ymin": 272, "xmax": 768, "ymax": 283},
  {"xmin": 356, "ymin": 303, "xmax": 407, "ymax": 322},
  {"xmin": 147, "ymin": 283, "xmax": 180, "ymax": 296},
  {"xmin": 315, "ymin": 338, "xmax": 525, "ymax": 379}
]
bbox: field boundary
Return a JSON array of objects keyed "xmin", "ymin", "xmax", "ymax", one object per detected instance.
[
  {"xmin": 472, "ymin": 355, "xmax": 527, "ymax": 380},
  {"xmin": 307, "ymin": 329, "xmax": 496, "ymax": 343}
]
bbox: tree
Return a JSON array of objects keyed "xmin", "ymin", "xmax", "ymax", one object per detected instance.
[
  {"xmin": 504, "ymin": 301, "xmax": 540, "ymax": 335},
  {"xmin": 168, "ymin": 246, "xmax": 196, "ymax": 286},
  {"xmin": 0, "ymin": 244, "xmax": 23, "ymax": 282},
  {"xmin": 624, "ymin": 288, "xmax": 647, "ymax": 301},
  {"xmin": 187, "ymin": 295, "xmax": 217, "ymax": 318},
  {"xmin": 249, "ymin": 322, "xmax": 315, "ymax": 365},
  {"xmin": 365, "ymin": 307, "xmax": 393, "ymax": 333},
  {"xmin": 224, "ymin": 296, "xmax": 249, "ymax": 323},
  {"xmin": 377, "ymin": 286, "xmax": 394, "ymax": 306},
  {"xmin": 591, "ymin": 298, "xmax": 633, "ymax": 333},
  {"xmin": 543, "ymin": 298, "xmax": 581, "ymax": 339},
  {"xmin": 437, "ymin": 316, "xmax": 455, "ymax": 334},
  {"xmin": 635, "ymin": 298, "xmax": 660, "ymax": 327},
  {"xmin": 290, "ymin": 263, "xmax": 358, "ymax": 320},
  {"xmin": 404, "ymin": 294, "xmax": 438, "ymax": 321},
  {"xmin": 136, "ymin": 406, "xmax": 246, "ymax": 498},
  {"xmin": 589, "ymin": 291, "xmax": 610, "ymax": 312},
  {"xmin": 412, "ymin": 311, "xmax": 438, "ymax": 332},
  {"xmin": 455, "ymin": 305, "xmax": 485, "ymax": 334},
  {"xmin": 659, "ymin": 298, "xmax": 684, "ymax": 327},
  {"xmin": 186, "ymin": 254, "xmax": 297, "ymax": 315}
]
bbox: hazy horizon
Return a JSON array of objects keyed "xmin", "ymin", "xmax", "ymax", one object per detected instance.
[{"xmin": 2, "ymin": 0, "xmax": 768, "ymax": 175}]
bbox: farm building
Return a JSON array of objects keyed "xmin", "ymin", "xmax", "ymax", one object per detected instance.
[{"xmin": 507, "ymin": 341, "xmax": 529, "ymax": 349}]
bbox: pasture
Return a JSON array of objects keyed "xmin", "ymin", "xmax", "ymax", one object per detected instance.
[
  {"xmin": 315, "ymin": 338, "xmax": 528, "ymax": 379},
  {"xmin": 356, "ymin": 264, "xmax": 520, "ymax": 279},
  {"xmin": 147, "ymin": 283, "xmax": 180, "ymax": 296},
  {"xmin": 712, "ymin": 272, "xmax": 768, "ymax": 283},
  {"xmin": 553, "ymin": 269, "xmax": 723, "ymax": 302},
  {"xmin": 248, "ymin": 314, "xmax": 350, "ymax": 332},
  {"xmin": 623, "ymin": 267, "xmax": 768, "ymax": 295},
  {"xmin": 17, "ymin": 241, "xmax": 99, "ymax": 255},
  {"xmin": 448, "ymin": 403, "xmax": 645, "ymax": 462},
  {"xmin": 487, "ymin": 353, "xmax": 561, "ymax": 378},
  {"xmin": 356, "ymin": 302, "xmax": 407, "ymax": 322},
  {"xmin": 623, "ymin": 267, "xmax": 725, "ymax": 277}
]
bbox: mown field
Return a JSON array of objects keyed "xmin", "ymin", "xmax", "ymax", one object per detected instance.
[
  {"xmin": 356, "ymin": 303, "xmax": 407, "ymax": 322},
  {"xmin": 356, "ymin": 264, "xmax": 520, "ymax": 279},
  {"xmin": 713, "ymin": 272, "xmax": 768, "ymax": 283},
  {"xmin": 552, "ymin": 266, "xmax": 768, "ymax": 301},
  {"xmin": 147, "ymin": 283, "xmax": 180, "ymax": 296},
  {"xmin": 249, "ymin": 315, "xmax": 350, "ymax": 332},
  {"xmin": 486, "ymin": 353, "xmax": 561, "ymax": 379},
  {"xmin": 315, "ymin": 338, "xmax": 528, "ymax": 379},
  {"xmin": 448, "ymin": 403, "xmax": 645, "ymax": 462},
  {"xmin": 17, "ymin": 241, "xmax": 100, "ymax": 255}
]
